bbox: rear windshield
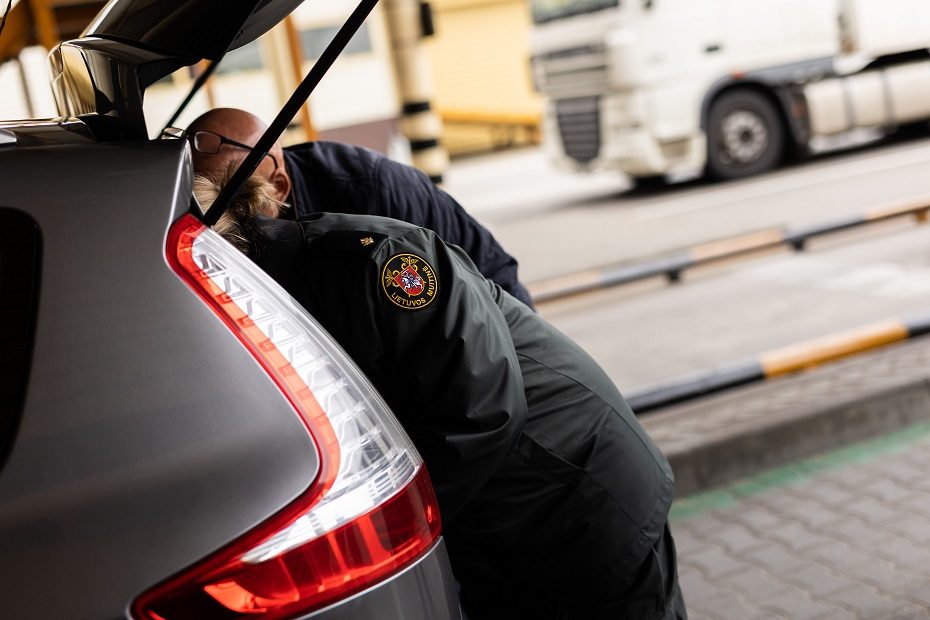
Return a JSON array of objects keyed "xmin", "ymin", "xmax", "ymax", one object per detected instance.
[{"xmin": 0, "ymin": 209, "xmax": 41, "ymax": 470}]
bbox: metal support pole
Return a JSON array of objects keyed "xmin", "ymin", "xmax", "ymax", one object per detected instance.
[
  {"xmin": 196, "ymin": 60, "xmax": 218, "ymax": 109},
  {"xmin": 283, "ymin": 16, "xmax": 317, "ymax": 141},
  {"xmin": 163, "ymin": 59, "xmax": 218, "ymax": 131},
  {"xmin": 383, "ymin": 0, "xmax": 447, "ymax": 183},
  {"xmin": 27, "ymin": 0, "xmax": 58, "ymax": 50}
]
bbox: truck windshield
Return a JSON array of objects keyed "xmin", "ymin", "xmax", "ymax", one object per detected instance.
[{"xmin": 531, "ymin": 0, "xmax": 619, "ymax": 24}]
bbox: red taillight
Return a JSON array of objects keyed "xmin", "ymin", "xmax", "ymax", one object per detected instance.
[{"xmin": 134, "ymin": 215, "xmax": 441, "ymax": 619}]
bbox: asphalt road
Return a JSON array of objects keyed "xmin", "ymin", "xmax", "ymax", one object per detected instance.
[
  {"xmin": 540, "ymin": 222, "xmax": 930, "ymax": 392},
  {"xmin": 445, "ymin": 134, "xmax": 930, "ymax": 283},
  {"xmin": 444, "ymin": 135, "xmax": 930, "ymax": 394}
]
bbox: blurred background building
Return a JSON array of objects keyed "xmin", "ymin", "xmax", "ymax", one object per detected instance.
[
  {"xmin": 427, "ymin": 0, "xmax": 541, "ymax": 154},
  {"xmin": 0, "ymin": 0, "xmax": 541, "ymax": 160}
]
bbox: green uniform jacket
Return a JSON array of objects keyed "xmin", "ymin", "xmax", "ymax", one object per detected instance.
[{"xmin": 250, "ymin": 212, "xmax": 675, "ymax": 606}]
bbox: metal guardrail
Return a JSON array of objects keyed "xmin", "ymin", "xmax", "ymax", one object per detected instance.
[
  {"xmin": 524, "ymin": 195, "xmax": 930, "ymax": 412},
  {"xmin": 629, "ymin": 313, "xmax": 930, "ymax": 414},
  {"xmin": 528, "ymin": 196, "xmax": 930, "ymax": 304}
]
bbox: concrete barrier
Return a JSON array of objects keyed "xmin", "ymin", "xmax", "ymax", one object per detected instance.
[
  {"xmin": 528, "ymin": 196, "xmax": 930, "ymax": 304},
  {"xmin": 629, "ymin": 312, "xmax": 930, "ymax": 414}
]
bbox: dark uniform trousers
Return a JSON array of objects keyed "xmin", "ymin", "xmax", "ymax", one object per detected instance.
[
  {"xmin": 250, "ymin": 213, "xmax": 687, "ymax": 619},
  {"xmin": 457, "ymin": 524, "xmax": 686, "ymax": 619}
]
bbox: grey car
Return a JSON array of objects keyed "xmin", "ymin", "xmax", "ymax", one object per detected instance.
[{"xmin": 0, "ymin": 1, "xmax": 462, "ymax": 618}]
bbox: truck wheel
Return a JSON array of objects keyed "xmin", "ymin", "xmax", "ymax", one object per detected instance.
[{"xmin": 706, "ymin": 89, "xmax": 785, "ymax": 180}]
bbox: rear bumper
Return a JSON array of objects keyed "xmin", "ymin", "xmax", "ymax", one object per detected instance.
[{"xmin": 308, "ymin": 538, "xmax": 461, "ymax": 619}]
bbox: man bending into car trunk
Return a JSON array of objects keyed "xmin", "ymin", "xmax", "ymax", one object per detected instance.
[
  {"xmin": 185, "ymin": 108, "xmax": 534, "ymax": 309},
  {"xmin": 193, "ymin": 170, "xmax": 688, "ymax": 620}
]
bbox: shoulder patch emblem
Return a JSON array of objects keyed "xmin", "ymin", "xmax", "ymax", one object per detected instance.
[{"xmin": 381, "ymin": 253, "xmax": 438, "ymax": 311}]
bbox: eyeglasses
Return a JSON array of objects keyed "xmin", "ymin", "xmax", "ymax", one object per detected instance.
[{"xmin": 183, "ymin": 129, "xmax": 280, "ymax": 172}]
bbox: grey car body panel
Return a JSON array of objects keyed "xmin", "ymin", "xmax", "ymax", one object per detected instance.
[
  {"xmin": 8, "ymin": 0, "xmax": 465, "ymax": 610},
  {"xmin": 0, "ymin": 135, "xmax": 462, "ymax": 619},
  {"xmin": 0, "ymin": 139, "xmax": 319, "ymax": 618},
  {"xmin": 308, "ymin": 540, "xmax": 461, "ymax": 620}
]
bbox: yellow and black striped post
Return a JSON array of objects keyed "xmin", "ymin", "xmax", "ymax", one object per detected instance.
[{"xmin": 383, "ymin": 0, "xmax": 448, "ymax": 183}]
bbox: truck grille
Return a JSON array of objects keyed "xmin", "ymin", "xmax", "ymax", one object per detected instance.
[
  {"xmin": 556, "ymin": 97, "xmax": 601, "ymax": 163},
  {"xmin": 536, "ymin": 45, "xmax": 608, "ymax": 95}
]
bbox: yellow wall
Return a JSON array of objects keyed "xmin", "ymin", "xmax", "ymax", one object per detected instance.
[{"xmin": 426, "ymin": 0, "xmax": 542, "ymax": 154}]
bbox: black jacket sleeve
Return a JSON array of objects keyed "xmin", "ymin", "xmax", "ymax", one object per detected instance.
[
  {"xmin": 361, "ymin": 227, "xmax": 528, "ymax": 520},
  {"xmin": 374, "ymin": 157, "xmax": 536, "ymax": 309},
  {"xmin": 285, "ymin": 142, "xmax": 535, "ymax": 309}
]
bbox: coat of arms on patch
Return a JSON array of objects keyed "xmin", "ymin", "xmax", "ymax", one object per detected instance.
[{"xmin": 381, "ymin": 253, "xmax": 438, "ymax": 310}]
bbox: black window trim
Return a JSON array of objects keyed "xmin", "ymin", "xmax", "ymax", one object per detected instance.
[{"xmin": 0, "ymin": 208, "xmax": 42, "ymax": 472}]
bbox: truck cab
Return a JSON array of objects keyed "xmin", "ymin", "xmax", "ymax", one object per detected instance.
[{"xmin": 529, "ymin": 0, "xmax": 930, "ymax": 182}]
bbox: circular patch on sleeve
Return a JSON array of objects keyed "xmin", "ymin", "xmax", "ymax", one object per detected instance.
[{"xmin": 381, "ymin": 253, "xmax": 439, "ymax": 310}]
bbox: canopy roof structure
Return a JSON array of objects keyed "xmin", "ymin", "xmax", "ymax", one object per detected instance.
[{"xmin": 0, "ymin": 0, "xmax": 106, "ymax": 64}]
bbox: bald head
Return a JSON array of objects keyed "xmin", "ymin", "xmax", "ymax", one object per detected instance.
[{"xmin": 187, "ymin": 108, "xmax": 291, "ymax": 202}]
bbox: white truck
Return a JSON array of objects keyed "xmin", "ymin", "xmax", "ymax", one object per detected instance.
[{"xmin": 529, "ymin": 0, "xmax": 930, "ymax": 183}]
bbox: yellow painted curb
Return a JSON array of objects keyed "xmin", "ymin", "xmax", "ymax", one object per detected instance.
[
  {"xmin": 760, "ymin": 320, "xmax": 909, "ymax": 377},
  {"xmin": 864, "ymin": 196, "xmax": 930, "ymax": 221},
  {"xmin": 689, "ymin": 228, "xmax": 784, "ymax": 262}
]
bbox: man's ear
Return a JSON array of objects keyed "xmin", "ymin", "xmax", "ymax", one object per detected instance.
[{"xmin": 269, "ymin": 168, "xmax": 292, "ymax": 202}]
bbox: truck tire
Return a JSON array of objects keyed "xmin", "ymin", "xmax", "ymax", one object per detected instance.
[{"xmin": 706, "ymin": 89, "xmax": 785, "ymax": 180}]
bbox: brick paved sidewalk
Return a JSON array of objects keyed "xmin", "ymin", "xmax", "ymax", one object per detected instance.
[
  {"xmin": 642, "ymin": 337, "xmax": 930, "ymax": 496},
  {"xmin": 670, "ymin": 422, "xmax": 930, "ymax": 619}
]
